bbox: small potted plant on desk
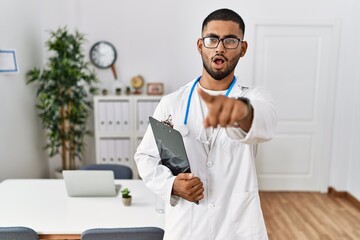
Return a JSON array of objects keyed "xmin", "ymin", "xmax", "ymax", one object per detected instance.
[{"xmin": 121, "ymin": 188, "xmax": 132, "ymax": 206}]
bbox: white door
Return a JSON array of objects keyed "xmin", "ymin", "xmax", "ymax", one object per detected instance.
[{"xmin": 252, "ymin": 21, "xmax": 339, "ymax": 191}]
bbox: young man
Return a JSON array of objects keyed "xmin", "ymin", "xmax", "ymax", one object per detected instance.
[{"xmin": 135, "ymin": 8, "xmax": 276, "ymax": 239}]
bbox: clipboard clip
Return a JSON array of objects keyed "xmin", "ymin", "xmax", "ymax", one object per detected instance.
[{"xmin": 162, "ymin": 115, "xmax": 174, "ymax": 128}]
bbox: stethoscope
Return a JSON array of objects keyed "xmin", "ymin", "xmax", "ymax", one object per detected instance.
[{"xmin": 178, "ymin": 75, "xmax": 237, "ymax": 137}]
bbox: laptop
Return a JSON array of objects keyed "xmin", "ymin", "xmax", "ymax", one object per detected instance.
[{"xmin": 63, "ymin": 170, "xmax": 121, "ymax": 197}]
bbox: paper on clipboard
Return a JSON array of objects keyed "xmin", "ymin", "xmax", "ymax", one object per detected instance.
[{"xmin": 149, "ymin": 116, "xmax": 191, "ymax": 175}]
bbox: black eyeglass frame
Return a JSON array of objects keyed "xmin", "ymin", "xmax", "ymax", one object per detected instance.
[{"xmin": 201, "ymin": 36, "xmax": 243, "ymax": 49}]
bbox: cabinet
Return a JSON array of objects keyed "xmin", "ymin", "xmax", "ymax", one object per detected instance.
[{"xmin": 93, "ymin": 95, "xmax": 161, "ymax": 178}]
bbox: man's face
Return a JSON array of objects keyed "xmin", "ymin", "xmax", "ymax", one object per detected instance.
[{"xmin": 197, "ymin": 20, "xmax": 247, "ymax": 81}]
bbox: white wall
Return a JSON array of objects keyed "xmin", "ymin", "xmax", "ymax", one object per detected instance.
[
  {"xmin": 329, "ymin": 0, "xmax": 360, "ymax": 200},
  {"xmin": 0, "ymin": 0, "xmax": 359, "ymax": 200},
  {"xmin": 0, "ymin": 0, "xmax": 49, "ymax": 180}
]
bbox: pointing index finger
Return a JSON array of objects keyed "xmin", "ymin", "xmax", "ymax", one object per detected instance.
[{"xmin": 198, "ymin": 87, "xmax": 215, "ymax": 103}]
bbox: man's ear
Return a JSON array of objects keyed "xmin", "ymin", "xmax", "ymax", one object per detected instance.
[
  {"xmin": 197, "ymin": 38, "xmax": 202, "ymax": 53},
  {"xmin": 240, "ymin": 41, "xmax": 248, "ymax": 57}
]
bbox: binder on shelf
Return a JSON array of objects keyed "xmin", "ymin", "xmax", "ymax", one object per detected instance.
[
  {"xmin": 137, "ymin": 101, "xmax": 145, "ymax": 132},
  {"xmin": 106, "ymin": 102, "xmax": 116, "ymax": 131},
  {"xmin": 100, "ymin": 139, "xmax": 108, "ymax": 163},
  {"xmin": 115, "ymin": 138, "xmax": 123, "ymax": 163},
  {"xmin": 122, "ymin": 101, "xmax": 130, "ymax": 132},
  {"xmin": 123, "ymin": 138, "xmax": 130, "ymax": 163},
  {"xmin": 98, "ymin": 102, "xmax": 107, "ymax": 132},
  {"xmin": 114, "ymin": 101, "xmax": 122, "ymax": 131},
  {"xmin": 145, "ymin": 101, "xmax": 152, "ymax": 127},
  {"xmin": 107, "ymin": 139, "xmax": 116, "ymax": 163}
]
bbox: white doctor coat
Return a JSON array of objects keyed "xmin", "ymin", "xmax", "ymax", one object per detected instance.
[{"xmin": 135, "ymin": 78, "xmax": 277, "ymax": 240}]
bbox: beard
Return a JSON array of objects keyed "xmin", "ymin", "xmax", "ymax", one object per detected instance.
[{"xmin": 201, "ymin": 53, "xmax": 240, "ymax": 81}]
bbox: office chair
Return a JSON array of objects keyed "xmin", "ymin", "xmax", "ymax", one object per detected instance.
[
  {"xmin": 79, "ymin": 164, "xmax": 133, "ymax": 179},
  {"xmin": 81, "ymin": 227, "xmax": 164, "ymax": 240},
  {"xmin": 0, "ymin": 226, "xmax": 39, "ymax": 240}
]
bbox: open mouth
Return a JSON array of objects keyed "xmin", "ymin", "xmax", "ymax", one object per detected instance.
[{"xmin": 212, "ymin": 55, "xmax": 226, "ymax": 69}]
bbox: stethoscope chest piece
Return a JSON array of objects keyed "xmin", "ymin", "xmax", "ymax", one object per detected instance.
[{"xmin": 177, "ymin": 125, "xmax": 189, "ymax": 137}]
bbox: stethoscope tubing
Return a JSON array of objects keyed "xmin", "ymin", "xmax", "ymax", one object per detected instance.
[{"xmin": 183, "ymin": 76, "xmax": 236, "ymax": 125}]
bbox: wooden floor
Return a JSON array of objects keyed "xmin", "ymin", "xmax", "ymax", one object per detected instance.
[{"xmin": 260, "ymin": 192, "xmax": 360, "ymax": 240}]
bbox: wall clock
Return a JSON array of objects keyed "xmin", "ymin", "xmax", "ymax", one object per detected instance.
[{"xmin": 89, "ymin": 41, "xmax": 118, "ymax": 79}]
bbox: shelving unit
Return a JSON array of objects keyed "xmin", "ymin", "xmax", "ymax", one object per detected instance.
[{"xmin": 93, "ymin": 95, "xmax": 161, "ymax": 178}]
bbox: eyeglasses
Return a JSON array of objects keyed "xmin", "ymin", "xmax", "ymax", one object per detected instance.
[{"xmin": 202, "ymin": 36, "xmax": 243, "ymax": 49}]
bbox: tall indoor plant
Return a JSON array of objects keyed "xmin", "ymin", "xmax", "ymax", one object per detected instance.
[{"xmin": 27, "ymin": 26, "xmax": 98, "ymax": 171}]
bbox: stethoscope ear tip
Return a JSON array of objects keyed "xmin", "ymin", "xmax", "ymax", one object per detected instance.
[{"xmin": 196, "ymin": 135, "xmax": 211, "ymax": 145}]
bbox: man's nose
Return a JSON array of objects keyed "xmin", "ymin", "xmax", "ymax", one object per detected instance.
[{"xmin": 215, "ymin": 39, "xmax": 226, "ymax": 52}]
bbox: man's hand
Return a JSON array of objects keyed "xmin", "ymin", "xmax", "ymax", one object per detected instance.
[
  {"xmin": 198, "ymin": 88, "xmax": 253, "ymax": 131},
  {"xmin": 172, "ymin": 173, "xmax": 204, "ymax": 203}
]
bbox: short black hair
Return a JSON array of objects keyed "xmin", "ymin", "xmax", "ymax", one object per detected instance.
[{"xmin": 202, "ymin": 8, "xmax": 245, "ymax": 35}]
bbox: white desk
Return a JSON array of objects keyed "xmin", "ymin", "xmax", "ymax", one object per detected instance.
[{"xmin": 0, "ymin": 179, "xmax": 165, "ymax": 240}]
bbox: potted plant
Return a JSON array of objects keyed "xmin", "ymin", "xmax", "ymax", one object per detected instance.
[
  {"xmin": 26, "ymin": 26, "xmax": 98, "ymax": 175},
  {"xmin": 121, "ymin": 188, "xmax": 132, "ymax": 206}
]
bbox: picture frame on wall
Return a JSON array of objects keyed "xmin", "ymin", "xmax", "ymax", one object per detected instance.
[
  {"xmin": 0, "ymin": 49, "xmax": 19, "ymax": 74},
  {"xmin": 147, "ymin": 83, "xmax": 164, "ymax": 95}
]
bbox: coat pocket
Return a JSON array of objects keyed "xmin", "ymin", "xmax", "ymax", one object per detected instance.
[
  {"xmin": 219, "ymin": 135, "xmax": 243, "ymax": 153},
  {"xmin": 229, "ymin": 190, "xmax": 266, "ymax": 238}
]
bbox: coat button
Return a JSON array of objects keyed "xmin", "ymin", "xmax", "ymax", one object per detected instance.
[
  {"xmin": 206, "ymin": 161, "xmax": 213, "ymax": 167},
  {"xmin": 208, "ymin": 203, "xmax": 215, "ymax": 209}
]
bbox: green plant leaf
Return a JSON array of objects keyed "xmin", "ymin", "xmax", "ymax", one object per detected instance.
[{"xmin": 26, "ymin": 26, "xmax": 99, "ymax": 170}]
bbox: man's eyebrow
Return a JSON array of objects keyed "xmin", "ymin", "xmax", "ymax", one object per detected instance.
[
  {"xmin": 203, "ymin": 33, "xmax": 220, "ymax": 38},
  {"xmin": 203, "ymin": 33, "xmax": 240, "ymax": 38},
  {"xmin": 222, "ymin": 34, "xmax": 240, "ymax": 38}
]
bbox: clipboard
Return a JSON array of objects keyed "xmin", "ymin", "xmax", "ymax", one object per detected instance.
[{"xmin": 149, "ymin": 116, "xmax": 191, "ymax": 175}]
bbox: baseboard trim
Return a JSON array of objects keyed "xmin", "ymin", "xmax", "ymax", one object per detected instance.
[{"xmin": 328, "ymin": 187, "xmax": 360, "ymax": 211}]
